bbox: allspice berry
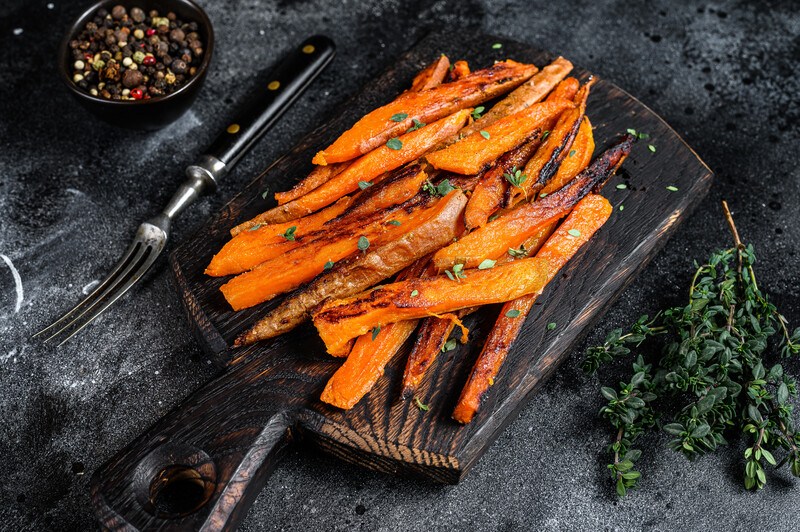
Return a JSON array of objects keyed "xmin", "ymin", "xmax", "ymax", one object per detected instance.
[
  {"xmin": 122, "ymin": 68, "xmax": 144, "ymax": 88},
  {"xmin": 130, "ymin": 7, "xmax": 145, "ymax": 23}
]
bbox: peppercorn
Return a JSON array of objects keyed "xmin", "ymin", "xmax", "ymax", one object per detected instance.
[
  {"xmin": 111, "ymin": 5, "xmax": 126, "ymax": 20},
  {"xmin": 130, "ymin": 88, "xmax": 144, "ymax": 100},
  {"xmin": 130, "ymin": 7, "xmax": 145, "ymax": 23},
  {"xmin": 121, "ymin": 68, "xmax": 143, "ymax": 88},
  {"xmin": 169, "ymin": 28, "xmax": 185, "ymax": 42},
  {"xmin": 171, "ymin": 59, "xmax": 187, "ymax": 74},
  {"xmin": 142, "ymin": 54, "xmax": 156, "ymax": 66}
]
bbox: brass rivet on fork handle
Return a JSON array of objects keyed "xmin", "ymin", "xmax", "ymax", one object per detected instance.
[{"xmin": 33, "ymin": 35, "xmax": 336, "ymax": 345}]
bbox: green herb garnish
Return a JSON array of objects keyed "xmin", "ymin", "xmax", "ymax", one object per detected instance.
[
  {"xmin": 410, "ymin": 289, "xmax": 419, "ymax": 297},
  {"xmin": 358, "ymin": 180, "xmax": 373, "ymax": 190},
  {"xmin": 371, "ymin": 326, "xmax": 381, "ymax": 340},
  {"xmin": 585, "ymin": 202, "xmax": 800, "ymax": 496},
  {"xmin": 414, "ymin": 397, "xmax": 430, "ymax": 411},
  {"xmin": 506, "ymin": 309, "xmax": 521, "ymax": 318},
  {"xmin": 282, "ymin": 226, "xmax": 297, "ymax": 241},
  {"xmin": 504, "ymin": 166, "xmax": 528, "ymax": 189},
  {"xmin": 357, "ymin": 236, "xmax": 370, "ymax": 251},
  {"xmin": 567, "ymin": 229, "xmax": 581, "ymax": 237},
  {"xmin": 390, "ymin": 113, "xmax": 408, "ymax": 122},
  {"xmin": 423, "ymin": 178, "xmax": 456, "ymax": 197},
  {"xmin": 261, "ymin": 186, "xmax": 270, "ymax": 200},
  {"xmin": 547, "ymin": 322, "xmax": 557, "ymax": 330},
  {"xmin": 323, "ymin": 260, "xmax": 334, "ymax": 270},
  {"xmin": 386, "ymin": 138, "xmax": 403, "ymax": 150},
  {"xmin": 407, "ymin": 119, "xmax": 425, "ymax": 132},
  {"xmin": 442, "ymin": 338, "xmax": 458, "ymax": 352},
  {"xmin": 478, "ymin": 259, "xmax": 496, "ymax": 270},
  {"xmin": 492, "ymin": 43, "xmax": 503, "ymax": 49},
  {"xmin": 471, "ymin": 106, "xmax": 485, "ymax": 120},
  {"xmin": 616, "ymin": 183, "xmax": 628, "ymax": 190},
  {"xmin": 508, "ymin": 245, "xmax": 528, "ymax": 258},
  {"xmin": 387, "ymin": 220, "xmax": 402, "ymax": 226},
  {"xmin": 480, "ymin": 130, "xmax": 490, "ymax": 139},
  {"xmin": 666, "ymin": 185, "xmax": 678, "ymax": 192}
]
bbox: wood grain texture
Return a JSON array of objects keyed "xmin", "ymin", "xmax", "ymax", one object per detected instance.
[{"xmin": 90, "ymin": 32, "xmax": 713, "ymax": 531}]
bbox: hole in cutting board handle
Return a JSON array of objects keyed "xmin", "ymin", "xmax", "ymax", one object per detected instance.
[
  {"xmin": 132, "ymin": 442, "xmax": 218, "ymax": 519},
  {"xmin": 149, "ymin": 464, "xmax": 215, "ymax": 517}
]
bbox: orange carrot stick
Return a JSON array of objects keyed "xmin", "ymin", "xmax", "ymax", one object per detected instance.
[
  {"xmin": 432, "ymin": 135, "xmax": 633, "ymax": 270},
  {"xmin": 313, "ymin": 60, "xmax": 538, "ymax": 166},
  {"xmin": 209, "ymin": 197, "xmax": 354, "ymax": 276},
  {"xmin": 425, "ymin": 100, "xmax": 575, "ymax": 175},
  {"xmin": 452, "ymin": 193, "xmax": 613, "ymax": 423},
  {"xmin": 409, "ymin": 55, "xmax": 451, "ymax": 92},
  {"xmin": 446, "ymin": 60, "xmax": 470, "ymax": 82},
  {"xmin": 258, "ymin": 110, "xmax": 471, "ymax": 223},
  {"xmin": 539, "ymin": 116, "xmax": 595, "ymax": 198},
  {"xmin": 458, "ymin": 58, "xmax": 574, "ymax": 139},
  {"xmin": 221, "ymin": 191, "xmax": 460, "ymax": 311},
  {"xmin": 313, "ymin": 257, "xmax": 551, "ymax": 356},
  {"xmin": 513, "ymin": 79, "xmax": 595, "ymax": 203},
  {"xmin": 464, "ymin": 136, "xmax": 540, "ymax": 229},
  {"xmin": 319, "ymin": 259, "xmax": 429, "ymax": 409}
]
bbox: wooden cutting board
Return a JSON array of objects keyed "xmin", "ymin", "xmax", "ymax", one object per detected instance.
[{"xmin": 90, "ymin": 32, "xmax": 712, "ymax": 530}]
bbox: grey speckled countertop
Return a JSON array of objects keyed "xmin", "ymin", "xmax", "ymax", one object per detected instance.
[{"xmin": 1, "ymin": 0, "xmax": 799, "ymax": 530}]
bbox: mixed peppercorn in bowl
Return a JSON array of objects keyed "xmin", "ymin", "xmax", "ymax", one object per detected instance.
[{"xmin": 58, "ymin": 0, "xmax": 214, "ymax": 129}]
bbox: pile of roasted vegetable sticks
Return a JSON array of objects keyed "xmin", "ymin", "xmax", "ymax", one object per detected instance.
[{"xmin": 205, "ymin": 54, "xmax": 634, "ymax": 423}]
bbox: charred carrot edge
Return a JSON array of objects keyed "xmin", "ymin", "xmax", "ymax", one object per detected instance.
[
  {"xmin": 459, "ymin": 58, "xmax": 573, "ymax": 139},
  {"xmin": 464, "ymin": 136, "xmax": 541, "ymax": 230},
  {"xmin": 452, "ymin": 194, "xmax": 613, "ymax": 424},
  {"xmin": 426, "ymin": 100, "xmax": 575, "ymax": 175},
  {"xmin": 209, "ymin": 197, "xmax": 354, "ymax": 276},
  {"xmin": 410, "ymin": 55, "xmax": 451, "ymax": 92},
  {"xmin": 319, "ymin": 259, "xmax": 429, "ymax": 408},
  {"xmin": 432, "ymin": 134, "xmax": 633, "ymax": 270},
  {"xmin": 313, "ymin": 256, "xmax": 551, "ymax": 356},
  {"xmin": 446, "ymin": 60, "xmax": 470, "ymax": 82},
  {"xmin": 221, "ymin": 191, "xmax": 448, "ymax": 311},
  {"xmin": 400, "ymin": 306, "xmax": 473, "ymax": 401},
  {"xmin": 255, "ymin": 110, "xmax": 471, "ymax": 224},
  {"xmin": 539, "ymin": 116, "xmax": 595, "ymax": 198},
  {"xmin": 313, "ymin": 60, "xmax": 538, "ymax": 166},
  {"xmin": 515, "ymin": 79, "xmax": 595, "ymax": 204}
]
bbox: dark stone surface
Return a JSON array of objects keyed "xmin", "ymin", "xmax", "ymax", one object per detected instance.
[{"xmin": 1, "ymin": 0, "xmax": 798, "ymax": 530}]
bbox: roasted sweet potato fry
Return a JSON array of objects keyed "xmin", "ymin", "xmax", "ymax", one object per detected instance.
[
  {"xmin": 459, "ymin": 58, "xmax": 573, "ymax": 139},
  {"xmin": 312, "ymin": 60, "xmax": 538, "ymax": 165},
  {"xmin": 446, "ymin": 60, "xmax": 470, "ymax": 82},
  {"xmin": 209, "ymin": 197, "xmax": 355, "ymax": 276},
  {"xmin": 540, "ymin": 116, "xmax": 594, "ymax": 197},
  {"xmin": 221, "ymin": 192, "xmax": 453, "ymax": 311},
  {"xmin": 319, "ymin": 261, "xmax": 428, "ymax": 409},
  {"xmin": 452, "ymin": 194, "xmax": 613, "ymax": 423},
  {"xmin": 233, "ymin": 190, "xmax": 468, "ymax": 342},
  {"xmin": 545, "ymin": 76, "xmax": 580, "ymax": 103},
  {"xmin": 257, "ymin": 110, "xmax": 470, "ymax": 223},
  {"xmin": 514, "ymin": 79, "xmax": 595, "ymax": 203},
  {"xmin": 275, "ymin": 59, "xmax": 450, "ymax": 206},
  {"xmin": 321, "ymin": 319, "xmax": 418, "ymax": 409},
  {"xmin": 464, "ymin": 136, "xmax": 541, "ymax": 229},
  {"xmin": 273, "ymin": 163, "xmax": 349, "ymax": 206},
  {"xmin": 432, "ymin": 134, "xmax": 633, "ymax": 270},
  {"xmin": 410, "ymin": 55, "xmax": 451, "ymax": 92},
  {"xmin": 313, "ymin": 257, "xmax": 551, "ymax": 356},
  {"xmin": 334, "ymin": 164, "xmax": 429, "ymax": 223},
  {"xmin": 400, "ymin": 307, "xmax": 472, "ymax": 400},
  {"xmin": 425, "ymin": 100, "xmax": 575, "ymax": 175}
]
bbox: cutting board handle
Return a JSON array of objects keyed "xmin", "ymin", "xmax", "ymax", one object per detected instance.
[{"xmin": 91, "ymin": 396, "xmax": 296, "ymax": 531}]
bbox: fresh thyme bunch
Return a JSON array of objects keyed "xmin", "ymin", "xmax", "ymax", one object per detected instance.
[{"xmin": 585, "ymin": 202, "xmax": 800, "ymax": 496}]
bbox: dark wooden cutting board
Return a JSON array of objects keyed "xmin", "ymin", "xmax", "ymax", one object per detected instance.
[{"xmin": 90, "ymin": 32, "xmax": 712, "ymax": 530}]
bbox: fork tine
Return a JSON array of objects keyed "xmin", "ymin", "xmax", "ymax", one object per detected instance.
[
  {"xmin": 33, "ymin": 240, "xmax": 144, "ymax": 339},
  {"xmin": 53, "ymin": 246, "xmax": 161, "ymax": 346}
]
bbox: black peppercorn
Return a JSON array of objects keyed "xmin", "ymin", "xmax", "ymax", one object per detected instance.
[
  {"xmin": 111, "ymin": 5, "xmax": 126, "ymax": 20},
  {"xmin": 130, "ymin": 7, "xmax": 145, "ymax": 23}
]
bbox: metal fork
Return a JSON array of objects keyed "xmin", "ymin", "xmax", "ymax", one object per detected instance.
[{"xmin": 34, "ymin": 35, "xmax": 336, "ymax": 345}]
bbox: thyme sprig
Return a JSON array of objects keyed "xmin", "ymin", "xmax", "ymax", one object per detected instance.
[{"xmin": 586, "ymin": 201, "xmax": 800, "ymax": 496}]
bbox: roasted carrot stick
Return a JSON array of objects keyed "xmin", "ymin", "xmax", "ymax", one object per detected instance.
[
  {"xmin": 234, "ymin": 192, "xmax": 467, "ymax": 345},
  {"xmin": 321, "ymin": 319, "xmax": 418, "ymax": 409},
  {"xmin": 319, "ymin": 260, "xmax": 429, "ymax": 409},
  {"xmin": 208, "ymin": 197, "xmax": 355, "ymax": 277},
  {"xmin": 425, "ymin": 100, "xmax": 575, "ymax": 175},
  {"xmin": 333, "ymin": 164, "xmax": 429, "ymax": 223},
  {"xmin": 464, "ymin": 136, "xmax": 541, "ymax": 229},
  {"xmin": 313, "ymin": 60, "xmax": 538, "ymax": 166},
  {"xmin": 458, "ymin": 58, "xmax": 573, "ymax": 139},
  {"xmin": 409, "ymin": 55, "xmax": 451, "ymax": 92},
  {"xmin": 513, "ymin": 79, "xmax": 595, "ymax": 203},
  {"xmin": 446, "ymin": 60, "xmax": 470, "ymax": 82},
  {"xmin": 432, "ymin": 134, "xmax": 633, "ymax": 270},
  {"xmin": 275, "ymin": 58, "xmax": 450, "ymax": 206},
  {"xmin": 257, "ymin": 110, "xmax": 470, "ymax": 224},
  {"xmin": 452, "ymin": 193, "xmax": 613, "ymax": 423},
  {"xmin": 400, "ymin": 307, "xmax": 472, "ymax": 400},
  {"xmin": 313, "ymin": 257, "xmax": 551, "ymax": 356},
  {"xmin": 545, "ymin": 76, "xmax": 580, "ymax": 103},
  {"xmin": 221, "ymin": 192, "xmax": 450, "ymax": 311},
  {"xmin": 539, "ymin": 116, "xmax": 594, "ymax": 198}
]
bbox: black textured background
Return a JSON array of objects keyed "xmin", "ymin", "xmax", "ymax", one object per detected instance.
[{"xmin": 1, "ymin": 1, "xmax": 798, "ymax": 530}]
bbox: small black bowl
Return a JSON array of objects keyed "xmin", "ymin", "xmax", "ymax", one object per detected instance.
[{"xmin": 59, "ymin": 0, "xmax": 214, "ymax": 130}]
